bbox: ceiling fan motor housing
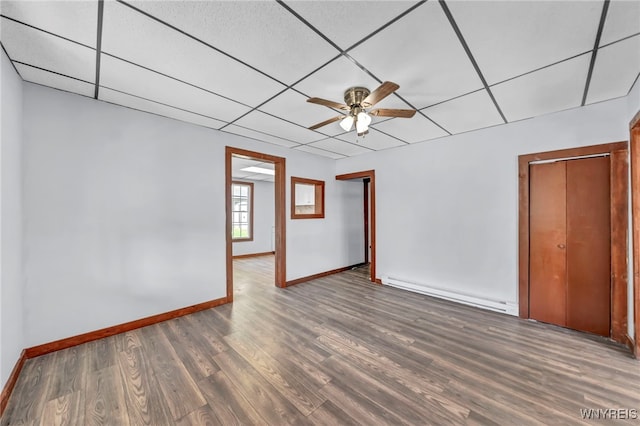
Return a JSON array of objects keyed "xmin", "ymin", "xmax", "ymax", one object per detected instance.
[{"xmin": 344, "ymin": 87, "xmax": 371, "ymax": 109}]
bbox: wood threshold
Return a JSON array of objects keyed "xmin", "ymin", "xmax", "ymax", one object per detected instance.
[
  {"xmin": 336, "ymin": 170, "xmax": 378, "ymax": 283},
  {"xmin": 624, "ymin": 333, "xmax": 635, "ymax": 354},
  {"xmin": 518, "ymin": 141, "xmax": 629, "ymax": 348},
  {"xmin": 0, "ymin": 350, "xmax": 26, "ymax": 417},
  {"xmin": 233, "ymin": 251, "xmax": 275, "ymax": 259},
  {"xmin": 285, "ymin": 263, "xmax": 366, "ymax": 287},
  {"xmin": 24, "ymin": 297, "xmax": 228, "ymax": 359},
  {"xmin": 226, "ymin": 147, "xmax": 286, "ymax": 295}
]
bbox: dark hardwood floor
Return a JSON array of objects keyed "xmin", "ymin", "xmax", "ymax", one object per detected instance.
[{"xmin": 2, "ymin": 254, "xmax": 639, "ymax": 425}]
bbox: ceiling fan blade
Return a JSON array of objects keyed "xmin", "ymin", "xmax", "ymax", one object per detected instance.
[
  {"xmin": 308, "ymin": 115, "xmax": 344, "ymax": 130},
  {"xmin": 370, "ymin": 108, "xmax": 416, "ymax": 118},
  {"xmin": 307, "ymin": 97, "xmax": 350, "ymax": 110},
  {"xmin": 362, "ymin": 81, "xmax": 400, "ymax": 107}
]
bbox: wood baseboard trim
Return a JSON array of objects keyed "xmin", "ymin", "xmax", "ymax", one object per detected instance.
[
  {"xmin": 286, "ymin": 263, "xmax": 365, "ymax": 287},
  {"xmin": 0, "ymin": 350, "xmax": 27, "ymax": 417},
  {"xmin": 624, "ymin": 333, "xmax": 637, "ymax": 358},
  {"xmin": 374, "ymin": 278, "xmax": 383, "ymax": 285},
  {"xmin": 232, "ymin": 251, "xmax": 275, "ymax": 259},
  {"xmin": 24, "ymin": 297, "xmax": 229, "ymax": 359}
]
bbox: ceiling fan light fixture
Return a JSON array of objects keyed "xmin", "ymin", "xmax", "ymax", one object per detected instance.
[
  {"xmin": 340, "ymin": 115, "xmax": 354, "ymax": 132},
  {"xmin": 355, "ymin": 111, "xmax": 371, "ymax": 134}
]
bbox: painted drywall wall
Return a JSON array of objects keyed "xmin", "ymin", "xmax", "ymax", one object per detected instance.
[
  {"xmin": 22, "ymin": 83, "xmax": 360, "ymax": 346},
  {"xmin": 232, "ymin": 180, "xmax": 275, "ymax": 256},
  {"xmin": 337, "ymin": 96, "xmax": 631, "ymax": 308},
  {"xmin": 1, "ymin": 50, "xmax": 24, "ymax": 387}
]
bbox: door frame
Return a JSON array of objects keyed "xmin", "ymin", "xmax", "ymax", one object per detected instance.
[
  {"xmin": 518, "ymin": 141, "xmax": 628, "ymax": 345},
  {"xmin": 226, "ymin": 147, "xmax": 286, "ymax": 301},
  {"xmin": 336, "ymin": 170, "xmax": 379, "ymax": 284},
  {"xmin": 363, "ymin": 178, "xmax": 370, "ymax": 265},
  {"xmin": 630, "ymin": 111, "xmax": 640, "ymax": 357}
]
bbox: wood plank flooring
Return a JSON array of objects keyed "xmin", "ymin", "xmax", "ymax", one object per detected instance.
[{"xmin": 3, "ymin": 254, "xmax": 639, "ymax": 425}]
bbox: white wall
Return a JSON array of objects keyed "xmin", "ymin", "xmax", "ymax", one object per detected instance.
[
  {"xmin": 1, "ymin": 50, "xmax": 24, "ymax": 386},
  {"xmin": 337, "ymin": 97, "xmax": 631, "ymax": 308},
  {"xmin": 22, "ymin": 83, "xmax": 361, "ymax": 347},
  {"xmin": 232, "ymin": 180, "xmax": 275, "ymax": 256}
]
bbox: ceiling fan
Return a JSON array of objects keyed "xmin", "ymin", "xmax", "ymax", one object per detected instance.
[{"xmin": 307, "ymin": 81, "xmax": 416, "ymax": 136}]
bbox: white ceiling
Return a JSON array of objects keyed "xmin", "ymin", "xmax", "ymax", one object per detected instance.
[
  {"xmin": 232, "ymin": 157, "xmax": 275, "ymax": 183},
  {"xmin": 1, "ymin": 0, "xmax": 639, "ymax": 159}
]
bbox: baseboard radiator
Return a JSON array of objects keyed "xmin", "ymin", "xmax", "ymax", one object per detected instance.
[{"xmin": 382, "ymin": 276, "xmax": 519, "ymax": 316}]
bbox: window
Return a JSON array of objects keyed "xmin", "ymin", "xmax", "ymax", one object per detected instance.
[
  {"xmin": 291, "ymin": 177, "xmax": 325, "ymax": 219},
  {"xmin": 232, "ymin": 181, "xmax": 253, "ymax": 241}
]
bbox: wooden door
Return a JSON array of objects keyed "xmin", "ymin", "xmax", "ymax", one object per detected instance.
[
  {"xmin": 529, "ymin": 157, "xmax": 611, "ymax": 336},
  {"xmin": 566, "ymin": 157, "xmax": 610, "ymax": 335},
  {"xmin": 529, "ymin": 161, "xmax": 567, "ymax": 326}
]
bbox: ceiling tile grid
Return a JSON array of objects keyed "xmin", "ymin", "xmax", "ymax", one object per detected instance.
[
  {"xmin": 337, "ymin": 129, "xmax": 407, "ymax": 151},
  {"xmin": 309, "ymin": 139, "xmax": 374, "ymax": 157},
  {"xmin": 587, "ymin": 34, "xmax": 640, "ymax": 105},
  {"xmin": 347, "ymin": 1, "xmax": 485, "ymax": 109},
  {"xmin": 294, "ymin": 144, "xmax": 346, "ymax": 160},
  {"xmin": 599, "ymin": 0, "xmax": 640, "ymax": 46},
  {"xmin": 422, "ymin": 89, "xmax": 505, "ymax": 135},
  {"xmin": 101, "ymin": 1, "xmax": 285, "ymax": 108},
  {"xmin": 100, "ymin": 87, "xmax": 227, "ymax": 130},
  {"xmin": 127, "ymin": 0, "xmax": 339, "ymax": 86},
  {"xmin": 233, "ymin": 110, "xmax": 326, "ymax": 145},
  {"xmin": 1, "ymin": 0, "xmax": 639, "ymax": 159},
  {"xmin": 491, "ymin": 54, "xmax": 592, "ymax": 123},
  {"xmin": 99, "ymin": 54, "xmax": 250, "ymax": 124},
  {"xmin": 1, "ymin": 17, "xmax": 96, "ymax": 83},
  {"xmin": 223, "ymin": 125, "xmax": 301, "ymax": 149},
  {"xmin": 15, "ymin": 63, "xmax": 95, "ymax": 98},
  {"xmin": 0, "ymin": 0, "xmax": 98, "ymax": 48},
  {"xmin": 447, "ymin": 0, "xmax": 602, "ymax": 86}
]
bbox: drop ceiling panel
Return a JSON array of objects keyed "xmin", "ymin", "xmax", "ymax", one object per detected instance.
[
  {"xmin": 0, "ymin": 0, "xmax": 97, "ymax": 47},
  {"xmin": 258, "ymin": 89, "xmax": 345, "ymax": 136},
  {"xmin": 283, "ymin": 1, "xmax": 420, "ymax": 50},
  {"xmin": 372, "ymin": 114, "xmax": 448, "ymax": 144},
  {"xmin": 233, "ymin": 111, "xmax": 326, "ymax": 145},
  {"xmin": 600, "ymin": 0, "xmax": 640, "ymax": 46},
  {"xmin": 587, "ymin": 36, "xmax": 640, "ymax": 105},
  {"xmin": 16, "ymin": 64, "xmax": 94, "ymax": 98},
  {"xmin": 100, "ymin": 55, "xmax": 249, "ymax": 123},
  {"xmin": 422, "ymin": 90, "xmax": 504, "ymax": 135},
  {"xmin": 348, "ymin": 1, "xmax": 483, "ymax": 109},
  {"xmin": 309, "ymin": 139, "xmax": 373, "ymax": 157},
  {"xmin": 1, "ymin": 18, "xmax": 95, "ymax": 82},
  {"xmin": 223, "ymin": 125, "xmax": 300, "ymax": 149},
  {"xmin": 101, "ymin": 1, "xmax": 284, "ymax": 107},
  {"xmin": 338, "ymin": 129, "xmax": 406, "ymax": 151},
  {"xmin": 294, "ymin": 56, "xmax": 408, "ymax": 110},
  {"xmin": 232, "ymin": 158, "xmax": 275, "ymax": 182},
  {"xmin": 492, "ymin": 54, "xmax": 591, "ymax": 123},
  {"xmin": 127, "ymin": 0, "xmax": 338, "ymax": 85},
  {"xmin": 99, "ymin": 88, "xmax": 226, "ymax": 130},
  {"xmin": 448, "ymin": 1, "xmax": 601, "ymax": 85},
  {"xmin": 294, "ymin": 145, "xmax": 346, "ymax": 160},
  {"xmin": 233, "ymin": 173, "xmax": 274, "ymax": 182}
]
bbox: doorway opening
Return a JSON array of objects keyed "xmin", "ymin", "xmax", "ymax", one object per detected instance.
[
  {"xmin": 336, "ymin": 170, "xmax": 378, "ymax": 284},
  {"xmin": 225, "ymin": 147, "xmax": 286, "ymax": 301},
  {"xmin": 518, "ymin": 142, "xmax": 628, "ymax": 345}
]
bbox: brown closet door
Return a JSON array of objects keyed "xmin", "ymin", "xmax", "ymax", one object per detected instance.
[
  {"xmin": 566, "ymin": 157, "xmax": 611, "ymax": 336},
  {"xmin": 529, "ymin": 161, "xmax": 567, "ymax": 326}
]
